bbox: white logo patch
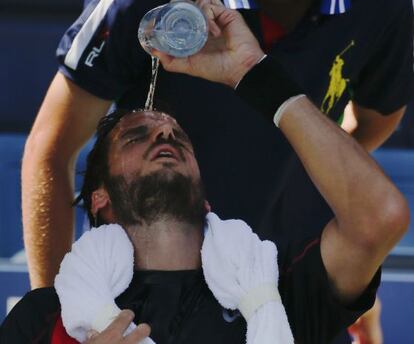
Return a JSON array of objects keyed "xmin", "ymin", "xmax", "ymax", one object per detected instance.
[{"xmin": 85, "ymin": 41, "xmax": 105, "ymax": 67}]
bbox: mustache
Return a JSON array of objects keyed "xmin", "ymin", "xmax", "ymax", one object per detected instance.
[{"xmin": 143, "ymin": 137, "xmax": 187, "ymax": 161}]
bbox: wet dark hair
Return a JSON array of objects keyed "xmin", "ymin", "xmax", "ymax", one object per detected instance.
[{"xmin": 74, "ymin": 108, "xmax": 144, "ymax": 225}]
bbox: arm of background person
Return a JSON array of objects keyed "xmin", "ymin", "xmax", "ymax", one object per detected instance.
[
  {"xmin": 341, "ymin": 102, "xmax": 406, "ymax": 152},
  {"xmin": 22, "ymin": 72, "xmax": 112, "ymax": 289},
  {"xmin": 348, "ymin": 297, "xmax": 383, "ymax": 344}
]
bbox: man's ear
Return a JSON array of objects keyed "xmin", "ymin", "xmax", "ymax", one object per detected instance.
[{"xmin": 91, "ymin": 188, "xmax": 111, "ymax": 217}]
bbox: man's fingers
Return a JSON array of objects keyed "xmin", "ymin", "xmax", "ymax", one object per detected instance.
[
  {"xmin": 86, "ymin": 329, "xmax": 99, "ymax": 340},
  {"xmin": 151, "ymin": 50, "xmax": 176, "ymax": 70},
  {"xmin": 201, "ymin": 4, "xmax": 221, "ymax": 37},
  {"xmin": 124, "ymin": 323, "xmax": 151, "ymax": 344},
  {"xmin": 211, "ymin": 5, "xmax": 242, "ymax": 28},
  {"xmin": 152, "ymin": 50, "xmax": 190, "ymax": 74},
  {"xmin": 194, "ymin": 0, "xmax": 223, "ymax": 36},
  {"xmin": 199, "ymin": 4, "xmax": 242, "ymax": 36},
  {"xmin": 195, "ymin": 0, "xmax": 224, "ymax": 8},
  {"xmin": 196, "ymin": 1, "xmax": 236, "ymax": 37},
  {"xmin": 151, "ymin": 50, "xmax": 173, "ymax": 64},
  {"xmin": 103, "ymin": 310, "xmax": 135, "ymax": 335}
]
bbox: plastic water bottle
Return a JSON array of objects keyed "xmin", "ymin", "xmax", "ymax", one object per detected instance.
[{"xmin": 138, "ymin": 0, "xmax": 208, "ymax": 58}]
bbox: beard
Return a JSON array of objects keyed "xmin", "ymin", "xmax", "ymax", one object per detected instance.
[{"xmin": 104, "ymin": 170, "xmax": 207, "ymax": 228}]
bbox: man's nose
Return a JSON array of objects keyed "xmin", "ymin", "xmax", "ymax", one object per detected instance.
[{"xmin": 151, "ymin": 124, "xmax": 176, "ymax": 142}]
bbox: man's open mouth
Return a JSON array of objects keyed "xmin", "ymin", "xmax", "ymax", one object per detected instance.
[{"xmin": 150, "ymin": 144, "xmax": 180, "ymax": 161}]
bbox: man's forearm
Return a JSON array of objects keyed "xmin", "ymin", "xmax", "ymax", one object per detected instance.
[
  {"xmin": 21, "ymin": 72, "xmax": 111, "ymax": 289},
  {"xmin": 22, "ymin": 151, "xmax": 76, "ymax": 288},
  {"xmin": 277, "ymin": 98, "xmax": 397, "ymax": 232}
]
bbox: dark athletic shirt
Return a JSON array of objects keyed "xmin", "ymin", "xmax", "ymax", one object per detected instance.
[{"xmin": 1, "ymin": 246, "xmax": 379, "ymax": 344}]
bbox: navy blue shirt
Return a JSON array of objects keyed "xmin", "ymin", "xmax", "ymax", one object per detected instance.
[{"xmin": 57, "ymin": 0, "xmax": 414, "ymax": 117}]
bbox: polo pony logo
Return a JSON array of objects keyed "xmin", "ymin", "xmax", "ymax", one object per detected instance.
[{"xmin": 321, "ymin": 40, "xmax": 355, "ymax": 114}]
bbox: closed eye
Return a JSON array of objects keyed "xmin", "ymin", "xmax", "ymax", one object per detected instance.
[
  {"xmin": 125, "ymin": 135, "xmax": 148, "ymax": 146},
  {"xmin": 121, "ymin": 126, "xmax": 149, "ymax": 146}
]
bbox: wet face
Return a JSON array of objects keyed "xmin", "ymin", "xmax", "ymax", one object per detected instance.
[
  {"xmin": 107, "ymin": 111, "xmax": 200, "ymax": 183},
  {"xmin": 103, "ymin": 111, "xmax": 207, "ymax": 226}
]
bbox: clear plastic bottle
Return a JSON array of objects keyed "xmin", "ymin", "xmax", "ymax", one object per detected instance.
[{"xmin": 138, "ymin": 0, "xmax": 208, "ymax": 58}]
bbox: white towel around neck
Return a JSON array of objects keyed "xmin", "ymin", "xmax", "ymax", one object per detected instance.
[
  {"xmin": 54, "ymin": 224, "xmax": 155, "ymax": 344},
  {"xmin": 55, "ymin": 213, "xmax": 293, "ymax": 343},
  {"xmin": 202, "ymin": 212, "xmax": 294, "ymax": 344}
]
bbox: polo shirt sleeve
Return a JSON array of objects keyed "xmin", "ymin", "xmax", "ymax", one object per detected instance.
[
  {"xmin": 352, "ymin": 0, "xmax": 414, "ymax": 115},
  {"xmin": 56, "ymin": 0, "xmax": 150, "ymax": 101},
  {"xmin": 278, "ymin": 237, "xmax": 380, "ymax": 344}
]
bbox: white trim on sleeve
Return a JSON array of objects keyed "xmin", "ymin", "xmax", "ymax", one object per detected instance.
[
  {"xmin": 339, "ymin": 0, "xmax": 345, "ymax": 13},
  {"xmin": 330, "ymin": 0, "xmax": 336, "ymax": 14},
  {"xmin": 64, "ymin": 0, "xmax": 115, "ymax": 70}
]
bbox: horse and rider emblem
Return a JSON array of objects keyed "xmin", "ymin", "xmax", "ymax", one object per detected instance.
[{"xmin": 321, "ymin": 40, "xmax": 355, "ymax": 114}]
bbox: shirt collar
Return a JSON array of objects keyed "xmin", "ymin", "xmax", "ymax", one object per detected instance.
[
  {"xmin": 223, "ymin": 0, "xmax": 259, "ymax": 10},
  {"xmin": 223, "ymin": 0, "xmax": 351, "ymax": 14},
  {"xmin": 320, "ymin": 0, "xmax": 351, "ymax": 14}
]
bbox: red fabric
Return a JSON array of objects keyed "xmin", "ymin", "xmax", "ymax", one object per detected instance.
[
  {"xmin": 51, "ymin": 315, "xmax": 80, "ymax": 344},
  {"xmin": 259, "ymin": 13, "xmax": 287, "ymax": 53}
]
